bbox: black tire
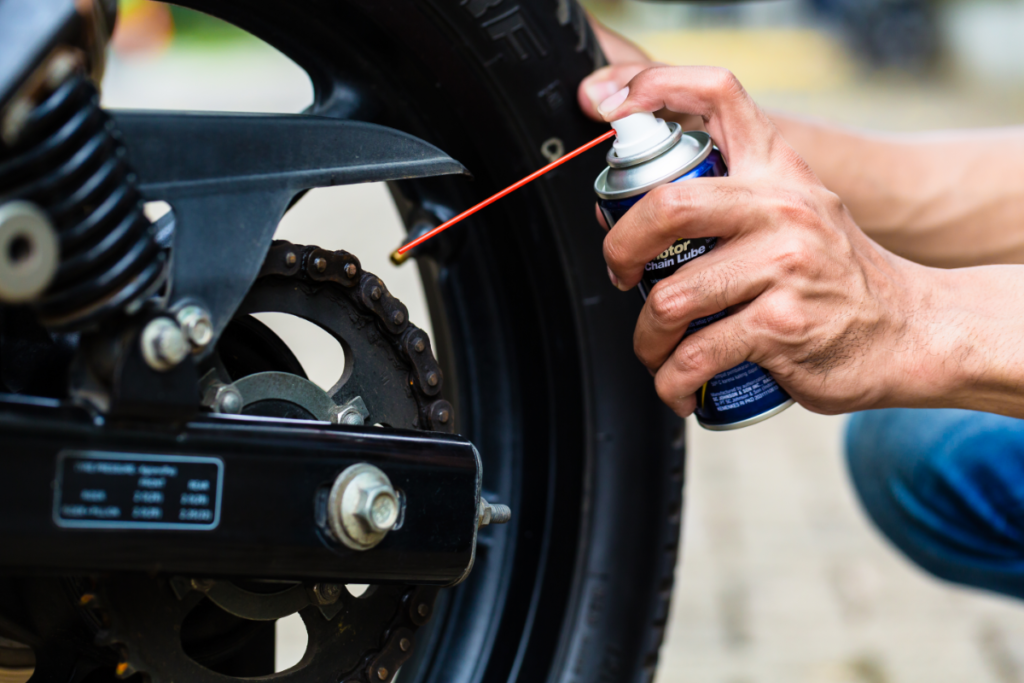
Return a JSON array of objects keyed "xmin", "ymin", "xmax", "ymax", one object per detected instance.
[{"xmin": 176, "ymin": 1, "xmax": 687, "ymax": 681}]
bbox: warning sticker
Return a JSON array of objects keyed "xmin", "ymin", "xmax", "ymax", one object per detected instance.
[{"xmin": 54, "ymin": 451, "xmax": 223, "ymax": 530}]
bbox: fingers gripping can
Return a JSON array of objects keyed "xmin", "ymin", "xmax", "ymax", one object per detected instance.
[{"xmin": 594, "ymin": 113, "xmax": 793, "ymax": 430}]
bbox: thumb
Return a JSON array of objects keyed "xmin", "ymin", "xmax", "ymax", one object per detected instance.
[{"xmin": 578, "ymin": 63, "xmax": 653, "ymax": 122}]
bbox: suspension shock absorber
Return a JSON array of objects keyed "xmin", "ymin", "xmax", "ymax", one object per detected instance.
[
  {"xmin": 0, "ymin": 33, "xmax": 167, "ymax": 331},
  {"xmin": 0, "ymin": 0, "xmax": 165, "ymax": 333}
]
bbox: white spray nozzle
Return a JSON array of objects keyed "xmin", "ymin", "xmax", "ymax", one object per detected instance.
[{"xmin": 611, "ymin": 112, "xmax": 673, "ymax": 159}]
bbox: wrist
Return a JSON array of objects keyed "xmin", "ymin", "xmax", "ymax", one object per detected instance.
[
  {"xmin": 884, "ymin": 262, "xmax": 965, "ymax": 407},
  {"xmin": 892, "ymin": 264, "xmax": 1024, "ymax": 415}
]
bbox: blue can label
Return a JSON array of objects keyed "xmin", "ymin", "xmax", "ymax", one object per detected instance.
[{"xmin": 598, "ymin": 149, "xmax": 791, "ymax": 429}]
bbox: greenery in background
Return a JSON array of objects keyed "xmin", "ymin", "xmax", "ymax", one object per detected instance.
[
  {"xmin": 119, "ymin": 0, "xmax": 258, "ymax": 46},
  {"xmin": 168, "ymin": 5, "xmax": 253, "ymax": 45}
]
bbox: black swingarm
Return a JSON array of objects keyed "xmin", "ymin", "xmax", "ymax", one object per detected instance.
[{"xmin": 0, "ymin": 395, "xmax": 491, "ymax": 585}]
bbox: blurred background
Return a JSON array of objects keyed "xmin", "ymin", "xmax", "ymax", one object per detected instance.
[{"xmin": 101, "ymin": 1, "xmax": 1024, "ymax": 682}]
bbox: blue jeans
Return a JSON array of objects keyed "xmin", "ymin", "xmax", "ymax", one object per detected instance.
[{"xmin": 847, "ymin": 408, "xmax": 1024, "ymax": 600}]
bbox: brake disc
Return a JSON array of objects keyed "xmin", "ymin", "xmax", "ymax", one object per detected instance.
[{"xmin": 92, "ymin": 241, "xmax": 453, "ymax": 683}]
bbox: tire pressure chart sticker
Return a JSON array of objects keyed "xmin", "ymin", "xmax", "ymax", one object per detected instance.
[{"xmin": 54, "ymin": 451, "xmax": 223, "ymax": 530}]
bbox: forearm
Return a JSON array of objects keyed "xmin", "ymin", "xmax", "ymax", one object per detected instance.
[
  {"xmin": 773, "ymin": 114, "xmax": 1024, "ymax": 268},
  {"xmin": 901, "ymin": 263, "xmax": 1024, "ymax": 417}
]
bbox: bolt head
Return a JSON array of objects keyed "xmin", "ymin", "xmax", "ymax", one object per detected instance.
[
  {"xmin": 328, "ymin": 464, "xmax": 401, "ymax": 551},
  {"xmin": 413, "ymin": 338, "xmax": 425, "ymax": 353},
  {"xmin": 332, "ymin": 403, "xmax": 366, "ymax": 427},
  {"xmin": 426, "ymin": 372, "xmax": 439, "ymax": 387},
  {"xmin": 177, "ymin": 305, "xmax": 214, "ymax": 349},
  {"xmin": 377, "ymin": 667, "xmax": 389, "ymax": 681},
  {"xmin": 141, "ymin": 318, "xmax": 190, "ymax": 371},
  {"xmin": 437, "ymin": 408, "xmax": 450, "ymax": 424},
  {"xmin": 314, "ymin": 257, "xmax": 327, "ymax": 273},
  {"xmin": 340, "ymin": 409, "xmax": 364, "ymax": 426},
  {"xmin": 344, "ymin": 262, "xmax": 357, "ymax": 278},
  {"xmin": 417, "ymin": 603, "xmax": 429, "ymax": 617},
  {"xmin": 285, "ymin": 252, "xmax": 297, "ymax": 266},
  {"xmin": 358, "ymin": 485, "xmax": 399, "ymax": 533},
  {"xmin": 391, "ymin": 311, "xmax": 405, "ymax": 326},
  {"xmin": 370, "ymin": 285, "xmax": 382, "ymax": 301},
  {"xmin": 214, "ymin": 386, "xmax": 243, "ymax": 414},
  {"xmin": 478, "ymin": 498, "xmax": 511, "ymax": 527},
  {"xmin": 313, "ymin": 582, "xmax": 343, "ymax": 605}
]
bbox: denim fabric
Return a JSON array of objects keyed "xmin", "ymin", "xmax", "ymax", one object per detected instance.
[{"xmin": 846, "ymin": 408, "xmax": 1024, "ymax": 600}]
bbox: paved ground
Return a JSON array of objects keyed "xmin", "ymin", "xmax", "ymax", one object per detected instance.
[
  {"xmin": 663, "ymin": 409, "xmax": 1024, "ymax": 683},
  {"xmin": 96, "ymin": 22, "xmax": 1024, "ymax": 682}
]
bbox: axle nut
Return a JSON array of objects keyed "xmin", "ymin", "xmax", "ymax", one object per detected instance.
[{"xmin": 328, "ymin": 464, "xmax": 402, "ymax": 551}]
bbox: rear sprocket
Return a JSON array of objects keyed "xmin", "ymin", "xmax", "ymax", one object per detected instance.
[{"xmin": 80, "ymin": 241, "xmax": 451, "ymax": 683}]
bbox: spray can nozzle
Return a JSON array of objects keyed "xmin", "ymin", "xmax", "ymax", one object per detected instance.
[{"xmin": 610, "ymin": 112, "xmax": 673, "ymax": 159}]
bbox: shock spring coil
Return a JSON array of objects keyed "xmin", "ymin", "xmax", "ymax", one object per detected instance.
[{"xmin": 0, "ymin": 70, "xmax": 167, "ymax": 331}]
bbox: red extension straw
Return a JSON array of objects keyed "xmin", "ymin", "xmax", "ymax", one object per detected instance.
[{"xmin": 391, "ymin": 129, "xmax": 616, "ymax": 264}]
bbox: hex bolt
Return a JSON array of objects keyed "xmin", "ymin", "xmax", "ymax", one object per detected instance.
[
  {"xmin": 327, "ymin": 464, "xmax": 402, "ymax": 551},
  {"xmin": 377, "ymin": 667, "xmax": 388, "ymax": 681},
  {"xmin": 478, "ymin": 498, "xmax": 512, "ymax": 527},
  {"xmin": 489, "ymin": 505, "xmax": 512, "ymax": 524},
  {"xmin": 141, "ymin": 317, "xmax": 190, "ymax": 371},
  {"xmin": 285, "ymin": 252, "xmax": 297, "ymax": 266},
  {"xmin": 391, "ymin": 310, "xmax": 405, "ymax": 326},
  {"xmin": 313, "ymin": 583, "xmax": 343, "ymax": 605},
  {"xmin": 426, "ymin": 372, "xmax": 439, "ymax": 387},
  {"xmin": 314, "ymin": 257, "xmax": 327, "ymax": 273},
  {"xmin": 213, "ymin": 385, "xmax": 243, "ymax": 414},
  {"xmin": 360, "ymin": 485, "xmax": 399, "ymax": 533},
  {"xmin": 338, "ymin": 409, "xmax": 364, "ymax": 426},
  {"xmin": 413, "ymin": 338, "xmax": 425, "ymax": 353},
  {"xmin": 331, "ymin": 396, "xmax": 369, "ymax": 427},
  {"xmin": 344, "ymin": 263, "xmax": 357, "ymax": 278},
  {"xmin": 399, "ymin": 638, "xmax": 411, "ymax": 652},
  {"xmin": 176, "ymin": 305, "xmax": 214, "ymax": 350}
]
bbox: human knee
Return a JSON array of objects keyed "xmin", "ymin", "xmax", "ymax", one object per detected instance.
[{"xmin": 846, "ymin": 409, "xmax": 1024, "ymax": 567}]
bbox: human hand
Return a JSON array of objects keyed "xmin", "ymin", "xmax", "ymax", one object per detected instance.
[{"xmin": 596, "ymin": 66, "xmax": 944, "ymax": 418}]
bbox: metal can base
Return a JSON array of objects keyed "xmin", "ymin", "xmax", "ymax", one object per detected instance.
[{"xmin": 697, "ymin": 398, "xmax": 796, "ymax": 432}]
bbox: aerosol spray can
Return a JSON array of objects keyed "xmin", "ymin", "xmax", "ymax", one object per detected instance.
[{"xmin": 594, "ymin": 113, "xmax": 793, "ymax": 430}]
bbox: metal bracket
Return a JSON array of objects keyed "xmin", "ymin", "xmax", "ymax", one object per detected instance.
[{"xmin": 110, "ymin": 111, "xmax": 468, "ymax": 358}]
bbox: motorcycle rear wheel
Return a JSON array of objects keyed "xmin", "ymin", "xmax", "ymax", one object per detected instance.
[
  {"xmin": 175, "ymin": 1, "xmax": 689, "ymax": 681},
  {"xmin": 12, "ymin": 1, "xmax": 687, "ymax": 681}
]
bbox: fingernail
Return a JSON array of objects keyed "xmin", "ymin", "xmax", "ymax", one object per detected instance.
[
  {"xmin": 607, "ymin": 266, "xmax": 619, "ymax": 289},
  {"xmin": 598, "ymin": 86, "xmax": 629, "ymax": 116},
  {"xmin": 585, "ymin": 80, "xmax": 621, "ymax": 109}
]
